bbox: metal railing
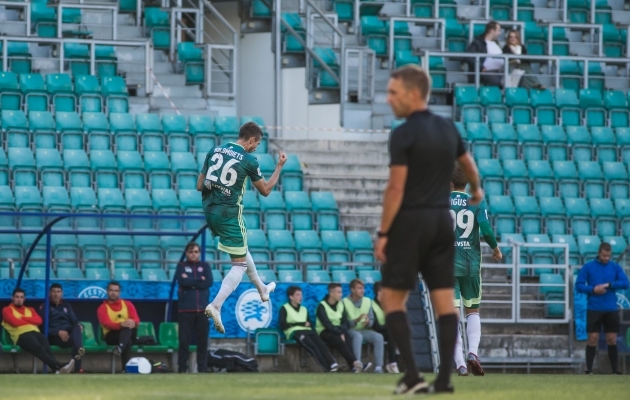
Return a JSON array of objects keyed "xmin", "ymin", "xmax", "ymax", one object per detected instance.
[
  {"xmin": 387, "ymin": 17, "xmax": 446, "ymax": 72},
  {"xmin": 547, "ymin": 23, "xmax": 603, "ymax": 57},
  {"xmin": 0, "ymin": 0, "xmax": 31, "ymax": 37},
  {"xmin": 343, "ymin": 47, "xmax": 376, "ymax": 103},
  {"xmin": 204, "ymin": 44, "xmax": 237, "ymax": 98},
  {"xmin": 0, "ymin": 36, "xmax": 153, "ymax": 95},
  {"xmin": 467, "ymin": 19, "xmax": 525, "ymax": 44},
  {"xmin": 482, "ymin": 241, "xmax": 571, "ymax": 324},
  {"xmin": 51, "ymin": 2, "xmax": 118, "ymax": 40},
  {"xmin": 421, "ymin": 51, "xmax": 630, "ymax": 91}
]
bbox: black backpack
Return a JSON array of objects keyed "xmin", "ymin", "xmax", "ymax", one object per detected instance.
[{"xmin": 207, "ymin": 349, "xmax": 259, "ymax": 372}]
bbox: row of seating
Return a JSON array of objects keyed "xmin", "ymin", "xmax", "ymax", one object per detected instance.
[
  {"xmin": 456, "ymin": 87, "xmax": 630, "ymax": 127},
  {"xmin": 460, "ymin": 123, "xmax": 630, "ymax": 159},
  {"xmin": 489, "ymin": 195, "xmax": 630, "ymax": 237},
  {"xmin": 479, "ymin": 159, "xmax": 630, "ymax": 199},
  {"xmin": 0, "ymin": 73, "xmax": 128, "ymax": 114},
  {"xmin": 500, "ymin": 232, "xmax": 625, "ymax": 266}
]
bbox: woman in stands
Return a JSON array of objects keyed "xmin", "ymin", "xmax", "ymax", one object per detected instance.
[{"xmin": 502, "ymin": 30, "xmax": 545, "ymax": 90}]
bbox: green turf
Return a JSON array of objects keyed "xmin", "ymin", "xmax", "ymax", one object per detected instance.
[{"xmin": 0, "ymin": 373, "xmax": 626, "ymax": 400}]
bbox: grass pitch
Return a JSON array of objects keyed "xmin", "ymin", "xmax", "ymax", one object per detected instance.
[{"xmin": 0, "ymin": 373, "xmax": 626, "ymax": 400}]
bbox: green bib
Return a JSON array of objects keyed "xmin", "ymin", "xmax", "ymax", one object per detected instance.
[
  {"xmin": 282, "ymin": 303, "xmax": 309, "ymax": 339},
  {"xmin": 315, "ymin": 300, "xmax": 344, "ymax": 335},
  {"xmin": 342, "ymin": 297, "xmax": 372, "ymax": 330},
  {"xmin": 372, "ymin": 301, "xmax": 385, "ymax": 326}
]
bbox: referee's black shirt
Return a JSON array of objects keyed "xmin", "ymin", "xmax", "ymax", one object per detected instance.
[{"xmin": 390, "ymin": 110, "xmax": 467, "ymax": 209}]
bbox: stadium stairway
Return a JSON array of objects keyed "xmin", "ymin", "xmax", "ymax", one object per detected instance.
[{"xmin": 273, "ymin": 138, "xmax": 389, "ymax": 232}]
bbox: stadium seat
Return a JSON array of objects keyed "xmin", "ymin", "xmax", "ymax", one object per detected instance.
[
  {"xmin": 20, "ymin": 73, "xmax": 48, "ymax": 112},
  {"xmin": 577, "ymin": 235, "xmax": 601, "ymax": 260},
  {"xmin": 488, "ymin": 196, "xmax": 517, "ymax": 235},
  {"xmin": 492, "ymin": 123, "xmax": 518, "ymax": 160},
  {"xmin": 101, "ymin": 76, "xmax": 129, "ymax": 114},
  {"xmin": 602, "ymin": 162, "xmax": 629, "ymax": 200},
  {"xmin": 528, "ymin": 160, "xmax": 555, "ymax": 198},
  {"xmin": 514, "ymin": 196, "xmax": 542, "ymax": 234},
  {"xmin": 505, "ymin": 87, "xmax": 532, "ymax": 124},
  {"xmin": 260, "ymin": 191, "xmax": 288, "ymax": 230},
  {"xmin": 539, "ymin": 197, "xmax": 567, "ymax": 235},
  {"xmin": 590, "ymin": 198, "xmax": 616, "ymax": 237},
  {"xmin": 553, "ymin": 161, "xmax": 580, "ymax": 199},
  {"xmin": 455, "ymin": 86, "xmax": 482, "ymax": 123},
  {"xmin": 503, "ymin": 160, "xmax": 529, "ymax": 197},
  {"xmin": 565, "ymin": 198, "xmax": 592, "ymax": 236},
  {"xmin": 566, "ymin": 126, "xmax": 592, "ymax": 162},
  {"xmin": 577, "ymin": 161, "xmax": 605, "ymax": 199},
  {"xmin": 478, "ymin": 159, "xmax": 504, "ymax": 196},
  {"xmin": 604, "ymin": 90, "xmax": 630, "ymax": 128},
  {"xmin": 466, "ymin": 122, "xmax": 492, "ymax": 159},
  {"xmin": 480, "ymin": 86, "xmax": 507, "ymax": 123},
  {"xmin": 516, "ymin": 124, "xmax": 543, "ymax": 161},
  {"xmin": 530, "ymin": 89, "xmax": 557, "ymax": 126}
]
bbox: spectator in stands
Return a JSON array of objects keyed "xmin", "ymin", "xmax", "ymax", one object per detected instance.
[
  {"xmin": 279, "ymin": 285, "xmax": 339, "ymax": 372},
  {"xmin": 502, "ymin": 29, "xmax": 545, "ymax": 89},
  {"xmin": 316, "ymin": 283, "xmax": 363, "ymax": 372},
  {"xmin": 97, "ymin": 281, "xmax": 140, "ymax": 370},
  {"xmin": 38, "ymin": 283, "xmax": 85, "ymax": 373},
  {"xmin": 372, "ymin": 281, "xmax": 399, "ymax": 373},
  {"xmin": 343, "ymin": 279, "xmax": 385, "ymax": 373},
  {"xmin": 576, "ymin": 242, "xmax": 629, "ymax": 375},
  {"xmin": 465, "ymin": 21, "xmax": 504, "ymax": 87},
  {"xmin": 176, "ymin": 242, "xmax": 213, "ymax": 373},
  {"xmin": 1, "ymin": 288, "xmax": 75, "ymax": 374}
]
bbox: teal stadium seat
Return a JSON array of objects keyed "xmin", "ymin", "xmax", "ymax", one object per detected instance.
[
  {"xmin": 553, "ymin": 161, "xmax": 580, "ymax": 199},
  {"xmin": 505, "ymin": 88, "xmax": 532, "ymax": 125},
  {"xmin": 590, "ymin": 127, "xmax": 617, "ymax": 163},
  {"xmin": 492, "ymin": 123, "xmax": 518, "ymax": 160},
  {"xmin": 455, "ymin": 86, "xmax": 482, "ymax": 123},
  {"xmin": 503, "ymin": 159, "xmax": 530, "ymax": 197},
  {"xmin": 516, "ymin": 124, "xmax": 543, "ymax": 161},
  {"xmin": 589, "ymin": 198, "xmax": 616, "ymax": 237},
  {"xmin": 467, "ymin": 122, "xmax": 492, "ymax": 159},
  {"xmin": 530, "ymin": 89, "xmax": 557, "ymax": 126},
  {"xmin": 311, "ymin": 192, "xmax": 339, "ymax": 231},
  {"xmin": 604, "ymin": 91, "xmax": 629, "ymax": 128},
  {"xmin": 564, "ymin": 197, "xmax": 592, "ymax": 236},
  {"xmin": 101, "ymin": 76, "xmax": 129, "ymax": 113},
  {"xmin": 285, "ymin": 191, "xmax": 313, "ymax": 231},
  {"xmin": 480, "ymin": 86, "xmax": 507, "ymax": 124},
  {"xmin": 0, "ymin": 71, "xmax": 22, "ymax": 111},
  {"xmin": 528, "ymin": 160, "xmax": 555, "ymax": 198},
  {"xmin": 279, "ymin": 154, "xmax": 303, "ymax": 191},
  {"xmin": 19, "ymin": 73, "xmax": 48, "ymax": 112},
  {"xmin": 489, "ymin": 196, "xmax": 517, "ymax": 235},
  {"xmin": 577, "ymin": 161, "xmax": 605, "ymax": 199},
  {"xmin": 145, "ymin": 8, "xmax": 170, "ymax": 49},
  {"xmin": 603, "ymin": 162, "xmax": 629, "ymax": 200},
  {"xmin": 514, "ymin": 196, "xmax": 542, "ymax": 234}
]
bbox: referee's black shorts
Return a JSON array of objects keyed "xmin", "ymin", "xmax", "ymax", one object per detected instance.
[
  {"xmin": 382, "ymin": 208, "xmax": 455, "ymax": 292},
  {"xmin": 586, "ymin": 310, "xmax": 620, "ymax": 334}
]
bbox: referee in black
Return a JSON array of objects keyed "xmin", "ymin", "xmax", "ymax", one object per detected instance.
[{"xmin": 375, "ymin": 65, "xmax": 483, "ymax": 394}]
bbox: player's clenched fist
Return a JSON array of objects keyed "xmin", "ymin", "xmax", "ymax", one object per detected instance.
[{"xmin": 277, "ymin": 151, "xmax": 288, "ymax": 167}]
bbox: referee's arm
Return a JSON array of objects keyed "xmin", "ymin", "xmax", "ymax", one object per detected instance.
[{"xmin": 457, "ymin": 152, "xmax": 483, "ymax": 205}]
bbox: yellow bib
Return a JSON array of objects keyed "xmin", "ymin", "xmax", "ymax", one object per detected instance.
[
  {"xmin": 101, "ymin": 301, "xmax": 128, "ymax": 335},
  {"xmin": 343, "ymin": 297, "xmax": 372, "ymax": 330},
  {"xmin": 1, "ymin": 306, "xmax": 39, "ymax": 344},
  {"xmin": 315, "ymin": 300, "xmax": 345, "ymax": 335},
  {"xmin": 282, "ymin": 303, "xmax": 309, "ymax": 339}
]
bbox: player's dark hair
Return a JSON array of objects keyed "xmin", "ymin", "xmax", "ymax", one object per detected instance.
[
  {"xmin": 287, "ymin": 286, "xmax": 302, "ymax": 297},
  {"xmin": 374, "ymin": 281, "xmax": 382, "ymax": 294},
  {"xmin": 390, "ymin": 65, "xmax": 431, "ymax": 102},
  {"xmin": 599, "ymin": 242, "xmax": 612, "ymax": 253},
  {"xmin": 239, "ymin": 121, "xmax": 263, "ymax": 141},
  {"xmin": 107, "ymin": 281, "xmax": 121, "ymax": 290},
  {"xmin": 50, "ymin": 283, "xmax": 62, "ymax": 291},
  {"xmin": 451, "ymin": 166, "xmax": 468, "ymax": 190},
  {"xmin": 12, "ymin": 287, "xmax": 25, "ymax": 297},
  {"xmin": 327, "ymin": 283, "xmax": 341, "ymax": 291},
  {"xmin": 185, "ymin": 242, "xmax": 200, "ymax": 253},
  {"xmin": 485, "ymin": 21, "xmax": 500, "ymax": 34},
  {"xmin": 350, "ymin": 279, "xmax": 364, "ymax": 289}
]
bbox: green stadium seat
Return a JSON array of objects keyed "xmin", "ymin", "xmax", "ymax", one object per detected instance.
[
  {"xmin": 307, "ymin": 270, "xmax": 331, "ymax": 283},
  {"xmin": 14, "ymin": 186, "xmax": 42, "ymax": 209},
  {"xmin": 491, "ymin": 123, "xmax": 517, "ymax": 160},
  {"xmin": 101, "ymin": 76, "xmax": 128, "ymax": 113},
  {"xmin": 602, "ymin": 162, "xmax": 629, "ymax": 200},
  {"xmin": 541, "ymin": 125, "xmax": 568, "ymax": 161},
  {"xmin": 110, "ymin": 112, "xmax": 136, "ymax": 133},
  {"xmin": 603, "ymin": 236, "xmax": 627, "ymax": 254},
  {"xmin": 565, "ymin": 126, "xmax": 592, "ymax": 163},
  {"xmin": 551, "ymin": 234, "xmax": 579, "ymax": 264},
  {"xmin": 555, "ymin": 89, "xmax": 581, "ymax": 127},
  {"xmin": 514, "ymin": 196, "xmax": 542, "ymax": 234},
  {"xmin": 188, "ymin": 114, "xmax": 215, "ymax": 135},
  {"xmin": 525, "ymin": 234, "xmax": 554, "ymax": 273},
  {"xmin": 603, "ymin": 90, "xmax": 629, "ymax": 128},
  {"xmin": 579, "ymin": 89, "xmax": 605, "ymax": 128},
  {"xmin": 503, "ymin": 159, "xmax": 529, "ymax": 197},
  {"xmin": 137, "ymin": 113, "xmax": 163, "ymax": 134},
  {"xmin": 590, "ymin": 198, "xmax": 616, "ymax": 237},
  {"xmin": 46, "ymin": 73, "xmax": 75, "ymax": 112},
  {"xmin": 215, "ymin": 116, "xmax": 239, "ymax": 139},
  {"xmin": 516, "ymin": 124, "xmax": 543, "ymax": 160},
  {"xmin": 114, "ymin": 268, "xmax": 140, "ymax": 280},
  {"xmin": 553, "ymin": 161, "xmax": 580, "ymax": 199},
  {"xmin": 530, "ymin": 88, "xmax": 556, "ymax": 126},
  {"xmin": 268, "ymin": 229, "xmax": 295, "ymax": 251},
  {"xmin": 35, "ymin": 148, "xmax": 63, "ymax": 171},
  {"xmin": 455, "ymin": 86, "xmax": 482, "ymax": 123},
  {"xmin": 260, "ymin": 191, "xmax": 287, "ymax": 230},
  {"xmin": 478, "ymin": 159, "xmax": 504, "ymax": 196},
  {"xmin": 144, "ymin": 151, "xmax": 170, "ymax": 172},
  {"xmin": 56, "ymin": 267, "xmax": 84, "ymax": 280},
  {"xmin": 0, "ymin": 71, "xmax": 22, "ymax": 111},
  {"xmin": 505, "ymin": 87, "xmax": 533, "ymax": 125},
  {"xmin": 589, "ymin": 127, "xmax": 616, "ymax": 163},
  {"xmin": 170, "ymin": 152, "xmax": 197, "ymax": 173},
  {"xmin": 70, "ymin": 187, "xmax": 97, "ymax": 209},
  {"xmin": 489, "ymin": 195, "xmax": 517, "ymax": 235},
  {"xmin": 480, "ymin": 86, "xmax": 507, "ymax": 124},
  {"xmin": 332, "ymin": 270, "xmax": 356, "ymax": 284},
  {"xmin": 152, "ymin": 188, "xmax": 179, "ymax": 211},
  {"xmin": 528, "ymin": 160, "xmax": 555, "ymax": 198},
  {"xmin": 577, "ymin": 235, "xmax": 601, "ymax": 259},
  {"xmin": 279, "ymin": 154, "xmax": 303, "ymax": 191},
  {"xmin": 565, "ymin": 197, "xmax": 592, "ymax": 236},
  {"xmin": 19, "ymin": 73, "xmax": 48, "ymax": 112},
  {"xmin": 8, "ymin": 148, "xmax": 35, "ymax": 171},
  {"xmin": 43, "ymin": 186, "xmax": 70, "ymax": 210},
  {"xmin": 466, "ymin": 122, "xmax": 492, "ymax": 159},
  {"xmin": 615, "ymin": 198, "xmax": 630, "ymax": 236},
  {"xmin": 97, "ymin": 187, "xmax": 125, "ymax": 210},
  {"xmin": 540, "ymin": 197, "xmax": 567, "ymax": 235},
  {"xmin": 578, "ymin": 161, "xmax": 605, "ymax": 199}
]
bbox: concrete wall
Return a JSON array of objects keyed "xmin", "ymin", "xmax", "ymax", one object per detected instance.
[{"xmin": 238, "ymin": 33, "xmax": 276, "ymax": 125}]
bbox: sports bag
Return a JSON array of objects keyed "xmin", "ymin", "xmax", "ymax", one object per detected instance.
[{"xmin": 207, "ymin": 349, "xmax": 259, "ymax": 372}]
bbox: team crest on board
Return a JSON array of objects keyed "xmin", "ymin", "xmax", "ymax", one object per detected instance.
[
  {"xmin": 77, "ymin": 286, "xmax": 108, "ymax": 299},
  {"xmin": 235, "ymin": 288, "xmax": 272, "ymax": 331}
]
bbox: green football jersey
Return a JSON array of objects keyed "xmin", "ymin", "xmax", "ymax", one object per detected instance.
[
  {"xmin": 450, "ymin": 191, "xmax": 489, "ymax": 276},
  {"xmin": 200, "ymin": 143, "xmax": 263, "ymax": 211}
]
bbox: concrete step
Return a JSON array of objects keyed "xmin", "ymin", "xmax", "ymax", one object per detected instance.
[
  {"xmin": 339, "ymin": 214, "xmax": 381, "ymax": 232},
  {"xmin": 152, "ymin": 85, "xmax": 203, "ymax": 98},
  {"xmin": 338, "ymin": 201, "xmax": 382, "ymax": 214},
  {"xmin": 157, "ymin": 108, "xmax": 217, "ymax": 116},
  {"xmin": 478, "ymin": 334, "xmax": 572, "ymax": 358},
  {"xmin": 299, "ymin": 151, "xmax": 388, "ymax": 165},
  {"xmin": 116, "ymin": 25, "xmax": 146, "ymax": 39},
  {"xmin": 83, "ymin": 10, "xmax": 114, "ymax": 25},
  {"xmin": 275, "ymin": 139, "xmax": 388, "ymax": 153},
  {"xmin": 152, "ymin": 61, "xmax": 175, "ymax": 74},
  {"xmin": 305, "ymin": 176, "xmax": 387, "ymax": 191},
  {"xmin": 0, "ymin": 8, "xmax": 21, "ymax": 21},
  {"xmin": 0, "ymin": 21, "xmax": 27, "ymax": 37},
  {"xmin": 152, "ymin": 73, "xmax": 186, "ymax": 86},
  {"xmin": 330, "ymin": 189, "xmax": 383, "ymax": 202},
  {"xmin": 303, "ymin": 164, "xmax": 389, "ymax": 175},
  {"xmin": 149, "ymin": 96, "xmax": 208, "ymax": 110}
]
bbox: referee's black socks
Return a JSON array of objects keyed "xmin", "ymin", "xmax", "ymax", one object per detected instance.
[
  {"xmin": 386, "ymin": 311, "xmax": 419, "ymax": 383},
  {"xmin": 436, "ymin": 314, "xmax": 458, "ymax": 388},
  {"xmin": 608, "ymin": 344, "xmax": 618, "ymax": 373},
  {"xmin": 585, "ymin": 345, "xmax": 596, "ymax": 372}
]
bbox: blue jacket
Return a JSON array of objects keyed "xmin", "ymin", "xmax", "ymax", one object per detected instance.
[
  {"xmin": 176, "ymin": 261, "xmax": 213, "ymax": 312},
  {"xmin": 37, "ymin": 300, "xmax": 79, "ymax": 336},
  {"xmin": 575, "ymin": 258, "xmax": 629, "ymax": 312}
]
